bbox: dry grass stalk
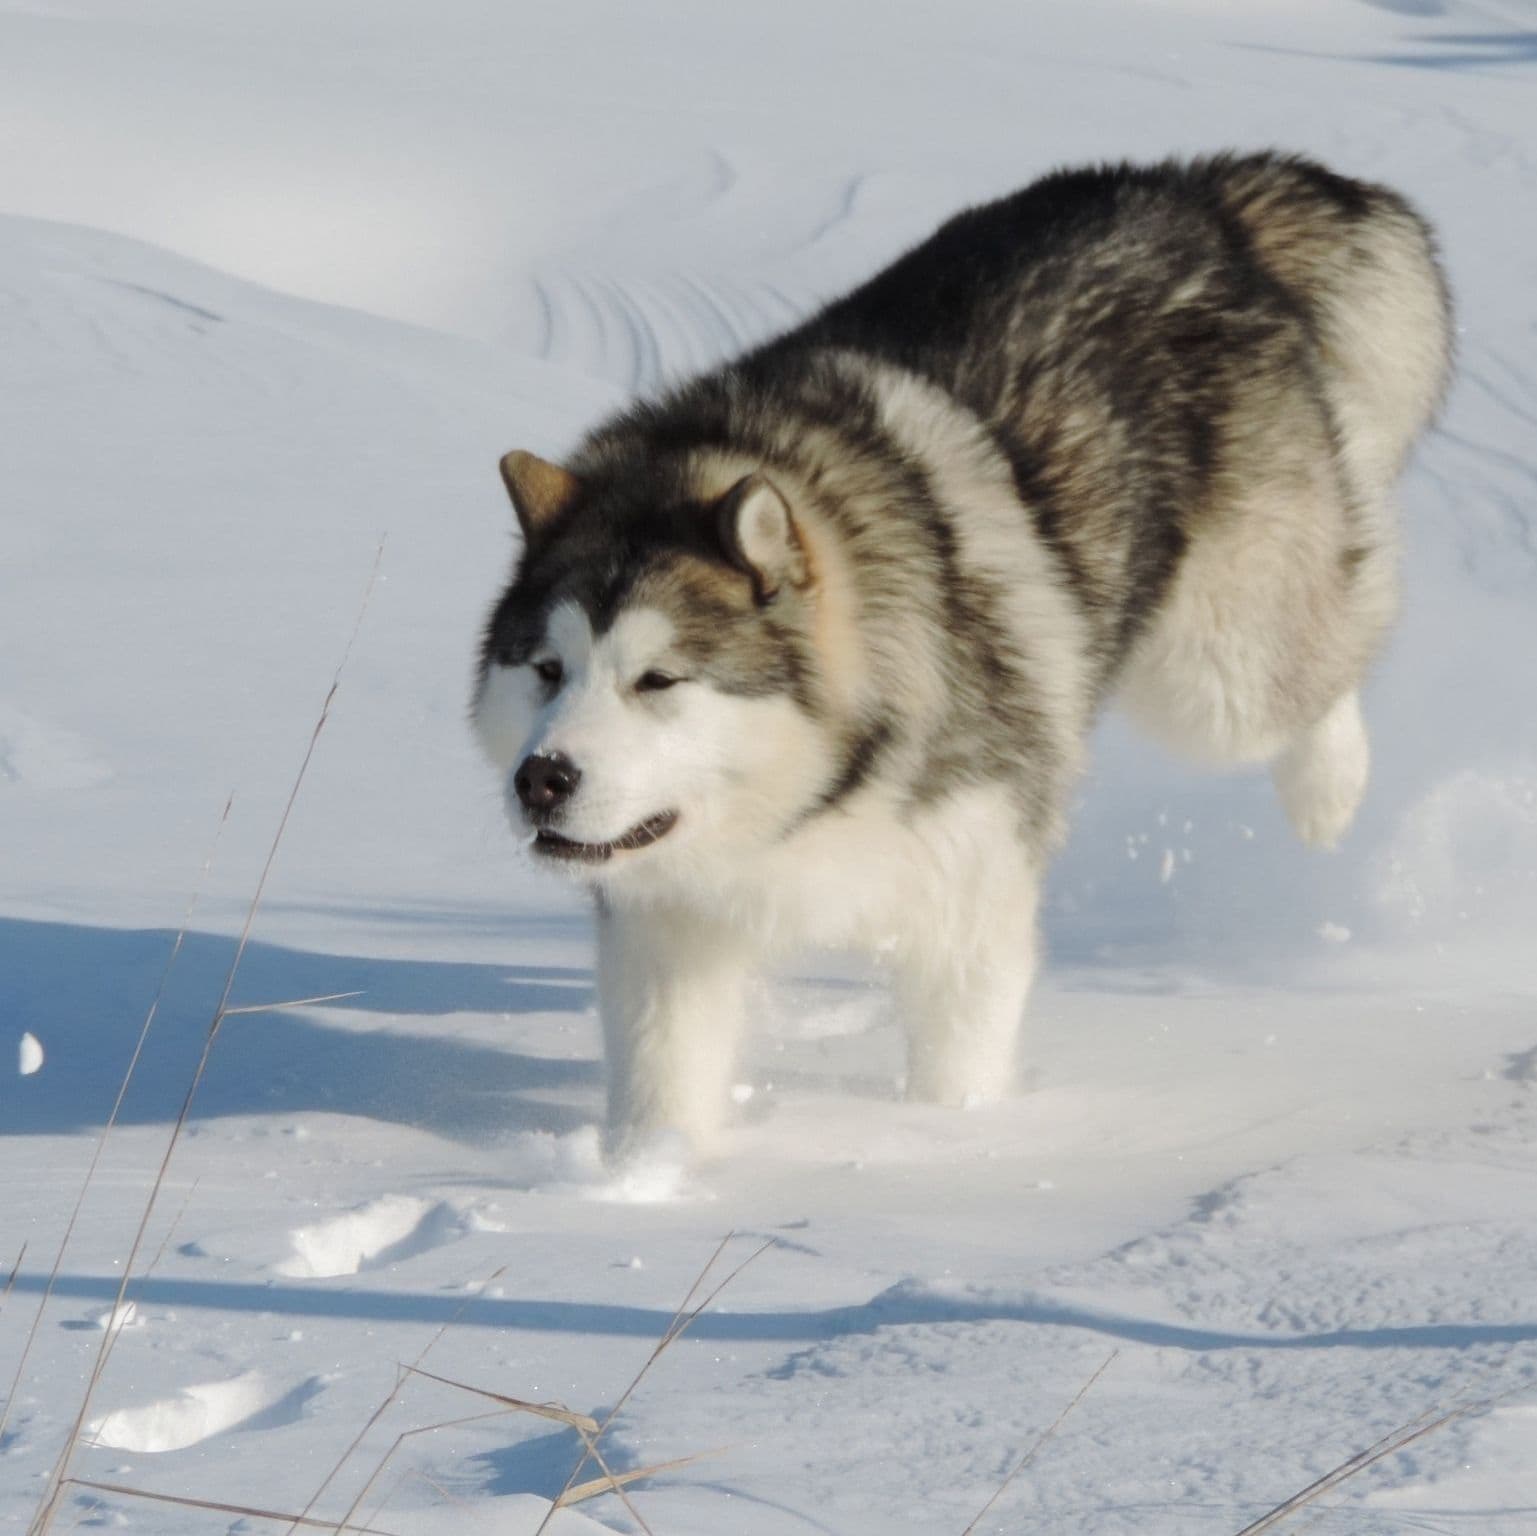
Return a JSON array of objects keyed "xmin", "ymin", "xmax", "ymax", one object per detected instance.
[
  {"xmin": 1231, "ymin": 1391, "xmax": 1505, "ymax": 1535},
  {"xmin": 402, "ymin": 1468, "xmax": 466, "ymax": 1510},
  {"xmin": 286, "ymin": 1233, "xmax": 766, "ymax": 1535},
  {"xmin": 331, "ymin": 1409, "xmax": 522, "ymax": 1535},
  {"xmin": 959, "ymin": 1350, "xmax": 1118, "ymax": 1536},
  {"xmin": 401, "ymin": 1364, "xmax": 599, "ymax": 1433},
  {"xmin": 282, "ymin": 1264, "xmax": 508, "ymax": 1535},
  {"xmin": 221, "ymin": 991, "xmax": 365, "ymax": 1017},
  {"xmin": 324, "ymin": 1411, "xmax": 716, "ymax": 1536},
  {"xmin": 143, "ymin": 1176, "xmax": 202, "ymax": 1280},
  {"xmin": 353, "ymin": 1468, "xmax": 417, "ymax": 1534},
  {"xmin": 337, "ymin": 1364, "xmax": 657, "ymax": 1535},
  {"xmin": 566, "ymin": 1430, "xmax": 657, "ymax": 1535},
  {"xmin": 2, "ymin": 1243, "xmax": 25, "ymax": 1309},
  {"xmin": 559, "ymin": 1426, "xmax": 654, "ymax": 1536},
  {"xmin": 532, "ymin": 1231, "xmax": 775, "ymax": 1536},
  {"xmin": 289, "ymin": 1206, "xmax": 768, "ymax": 1535},
  {"xmin": 61, "ymin": 1477, "xmax": 406, "ymax": 1535},
  {"xmin": 28, "ymin": 541, "xmax": 385, "ymax": 1536},
  {"xmin": 0, "ymin": 798, "xmax": 232, "ymax": 1451},
  {"xmin": 565, "ymin": 1448, "xmax": 718, "ymax": 1506},
  {"xmin": 285, "ymin": 1361, "xmax": 412, "ymax": 1535}
]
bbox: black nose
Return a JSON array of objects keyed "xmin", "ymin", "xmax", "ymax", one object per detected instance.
[{"xmin": 515, "ymin": 752, "xmax": 581, "ymax": 813}]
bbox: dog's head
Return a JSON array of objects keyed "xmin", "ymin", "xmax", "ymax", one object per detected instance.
[{"xmin": 472, "ymin": 447, "xmax": 845, "ymax": 886}]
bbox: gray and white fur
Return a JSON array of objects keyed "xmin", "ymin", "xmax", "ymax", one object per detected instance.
[{"xmin": 472, "ymin": 152, "xmax": 1452, "ymax": 1156}]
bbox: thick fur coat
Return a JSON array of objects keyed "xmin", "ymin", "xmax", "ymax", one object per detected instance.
[{"xmin": 473, "ymin": 152, "xmax": 1452, "ymax": 1154}]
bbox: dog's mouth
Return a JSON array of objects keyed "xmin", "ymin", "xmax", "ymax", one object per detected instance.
[{"xmin": 531, "ymin": 810, "xmax": 680, "ymax": 864}]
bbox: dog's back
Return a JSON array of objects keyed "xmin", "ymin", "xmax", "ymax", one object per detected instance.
[{"xmin": 761, "ymin": 152, "xmax": 1451, "ymax": 689}]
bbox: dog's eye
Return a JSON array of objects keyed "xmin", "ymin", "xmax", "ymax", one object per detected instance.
[
  {"xmin": 533, "ymin": 658, "xmax": 563, "ymax": 686},
  {"xmin": 635, "ymin": 670, "xmax": 681, "ymax": 693}
]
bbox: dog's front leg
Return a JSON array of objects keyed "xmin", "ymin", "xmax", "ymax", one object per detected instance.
[{"xmin": 595, "ymin": 900, "xmax": 749, "ymax": 1158}]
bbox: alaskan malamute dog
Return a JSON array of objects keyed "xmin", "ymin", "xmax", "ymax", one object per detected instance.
[{"xmin": 473, "ymin": 152, "xmax": 1451, "ymax": 1156}]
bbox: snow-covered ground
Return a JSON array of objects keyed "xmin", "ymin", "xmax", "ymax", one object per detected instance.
[{"xmin": 3, "ymin": 1, "xmax": 1536, "ymax": 1531}]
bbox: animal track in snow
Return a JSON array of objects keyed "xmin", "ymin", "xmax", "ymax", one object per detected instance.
[
  {"xmin": 276, "ymin": 1194, "xmax": 494, "ymax": 1279},
  {"xmin": 86, "ymin": 1371, "xmax": 323, "ymax": 1453}
]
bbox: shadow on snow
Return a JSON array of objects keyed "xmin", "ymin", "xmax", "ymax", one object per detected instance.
[
  {"xmin": 0, "ymin": 917, "xmax": 597, "ymax": 1140},
  {"xmin": 1235, "ymin": 27, "xmax": 1537, "ymax": 72},
  {"xmin": 7, "ymin": 1271, "xmax": 1535, "ymax": 1356}
]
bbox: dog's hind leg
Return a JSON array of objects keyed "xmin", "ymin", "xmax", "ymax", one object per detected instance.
[
  {"xmin": 894, "ymin": 838, "xmax": 1039, "ymax": 1107},
  {"xmin": 597, "ymin": 902, "xmax": 751, "ymax": 1157},
  {"xmin": 1271, "ymin": 689, "xmax": 1371, "ymax": 849}
]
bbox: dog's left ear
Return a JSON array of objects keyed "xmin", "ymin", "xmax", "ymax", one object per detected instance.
[
  {"xmin": 716, "ymin": 474, "xmax": 809, "ymax": 605},
  {"xmin": 499, "ymin": 450, "xmax": 582, "ymax": 543}
]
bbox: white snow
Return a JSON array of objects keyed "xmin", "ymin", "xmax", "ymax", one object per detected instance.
[
  {"xmin": 90, "ymin": 1302, "xmax": 139, "ymax": 1337},
  {"xmin": 275, "ymin": 1196, "xmax": 477, "ymax": 1281},
  {"xmin": 85, "ymin": 1370, "xmax": 324, "ymax": 1455},
  {"xmin": 2, "ymin": 1, "xmax": 1535, "ymax": 1533}
]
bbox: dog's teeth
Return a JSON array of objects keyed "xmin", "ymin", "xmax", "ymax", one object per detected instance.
[{"xmin": 523, "ymin": 831, "xmax": 539, "ymax": 847}]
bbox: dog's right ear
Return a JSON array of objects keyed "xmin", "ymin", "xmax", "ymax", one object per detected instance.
[{"xmin": 499, "ymin": 451, "xmax": 582, "ymax": 542}]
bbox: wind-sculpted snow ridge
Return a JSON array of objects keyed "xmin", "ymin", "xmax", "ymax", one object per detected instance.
[
  {"xmin": 276, "ymin": 1195, "xmax": 492, "ymax": 1279},
  {"xmin": 525, "ymin": 267, "xmax": 805, "ymax": 393},
  {"xmin": 86, "ymin": 1371, "xmax": 326, "ymax": 1455}
]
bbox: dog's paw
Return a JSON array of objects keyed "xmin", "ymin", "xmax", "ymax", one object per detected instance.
[
  {"xmin": 903, "ymin": 1057, "xmax": 1012, "ymax": 1108},
  {"xmin": 598, "ymin": 1125, "xmax": 695, "ymax": 1202}
]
